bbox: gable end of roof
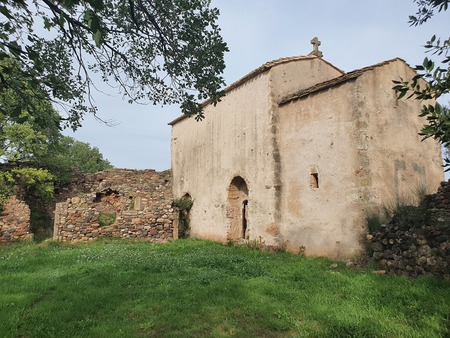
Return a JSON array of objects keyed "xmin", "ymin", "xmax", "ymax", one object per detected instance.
[
  {"xmin": 278, "ymin": 58, "xmax": 407, "ymax": 106},
  {"xmin": 169, "ymin": 55, "xmax": 344, "ymax": 126}
]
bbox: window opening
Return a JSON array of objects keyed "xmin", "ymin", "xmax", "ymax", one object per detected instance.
[{"xmin": 310, "ymin": 173, "xmax": 319, "ymax": 188}]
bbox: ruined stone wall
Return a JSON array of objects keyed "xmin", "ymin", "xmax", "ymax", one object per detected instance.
[
  {"xmin": 0, "ymin": 196, "xmax": 32, "ymax": 242},
  {"xmin": 54, "ymin": 169, "xmax": 178, "ymax": 242},
  {"xmin": 368, "ymin": 180, "xmax": 450, "ymax": 278}
]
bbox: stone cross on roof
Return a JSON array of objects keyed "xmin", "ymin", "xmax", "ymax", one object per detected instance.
[{"xmin": 310, "ymin": 37, "xmax": 323, "ymax": 57}]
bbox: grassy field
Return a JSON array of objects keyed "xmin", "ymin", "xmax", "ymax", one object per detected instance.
[{"xmin": 0, "ymin": 239, "xmax": 449, "ymax": 337}]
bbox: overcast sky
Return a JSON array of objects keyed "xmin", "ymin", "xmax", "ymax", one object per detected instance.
[{"xmin": 63, "ymin": 0, "xmax": 450, "ymax": 171}]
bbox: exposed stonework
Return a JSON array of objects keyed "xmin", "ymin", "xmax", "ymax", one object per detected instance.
[
  {"xmin": 0, "ymin": 196, "xmax": 32, "ymax": 242},
  {"xmin": 368, "ymin": 180, "xmax": 450, "ymax": 278},
  {"xmin": 54, "ymin": 169, "xmax": 178, "ymax": 242}
]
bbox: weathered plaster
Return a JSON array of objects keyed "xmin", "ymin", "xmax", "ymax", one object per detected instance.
[{"xmin": 171, "ymin": 56, "xmax": 443, "ymax": 259}]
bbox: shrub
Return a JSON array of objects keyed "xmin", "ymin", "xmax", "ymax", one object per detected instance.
[
  {"xmin": 98, "ymin": 213, "xmax": 116, "ymax": 227},
  {"xmin": 173, "ymin": 196, "xmax": 193, "ymax": 211},
  {"xmin": 366, "ymin": 184, "xmax": 429, "ymax": 233}
]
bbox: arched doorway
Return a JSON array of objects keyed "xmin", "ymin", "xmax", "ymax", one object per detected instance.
[{"xmin": 227, "ymin": 177, "xmax": 249, "ymax": 241}]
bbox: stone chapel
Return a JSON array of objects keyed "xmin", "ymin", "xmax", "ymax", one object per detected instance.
[{"xmin": 169, "ymin": 40, "xmax": 444, "ymax": 259}]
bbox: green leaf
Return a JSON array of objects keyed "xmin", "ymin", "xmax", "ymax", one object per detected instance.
[
  {"xmin": 397, "ymin": 89, "xmax": 408, "ymax": 100},
  {"xmin": 88, "ymin": 0, "xmax": 105, "ymax": 11},
  {"xmin": 83, "ymin": 9, "xmax": 94, "ymax": 23},
  {"xmin": 0, "ymin": 5, "xmax": 12, "ymax": 19},
  {"xmin": 93, "ymin": 30, "xmax": 103, "ymax": 47}
]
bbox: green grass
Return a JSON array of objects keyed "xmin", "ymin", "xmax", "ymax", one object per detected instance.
[{"xmin": 0, "ymin": 239, "xmax": 449, "ymax": 337}]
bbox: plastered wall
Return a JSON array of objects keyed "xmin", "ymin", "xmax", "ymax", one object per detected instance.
[
  {"xmin": 277, "ymin": 59, "xmax": 443, "ymax": 258},
  {"xmin": 171, "ymin": 57, "xmax": 344, "ymax": 245}
]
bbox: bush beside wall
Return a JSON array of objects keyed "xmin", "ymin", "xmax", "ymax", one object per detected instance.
[{"xmin": 367, "ymin": 181, "xmax": 450, "ymax": 278}]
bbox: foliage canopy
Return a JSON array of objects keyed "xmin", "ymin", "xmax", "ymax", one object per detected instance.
[
  {"xmin": 0, "ymin": 0, "xmax": 228, "ymax": 129},
  {"xmin": 393, "ymin": 0, "xmax": 450, "ymax": 167},
  {"xmin": 0, "ymin": 59, "xmax": 113, "ymax": 211}
]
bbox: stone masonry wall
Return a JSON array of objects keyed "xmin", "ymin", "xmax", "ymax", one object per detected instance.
[
  {"xmin": 0, "ymin": 196, "xmax": 32, "ymax": 242},
  {"xmin": 54, "ymin": 169, "xmax": 178, "ymax": 242},
  {"xmin": 368, "ymin": 180, "xmax": 450, "ymax": 278}
]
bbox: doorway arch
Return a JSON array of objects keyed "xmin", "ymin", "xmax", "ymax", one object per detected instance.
[{"xmin": 227, "ymin": 176, "xmax": 249, "ymax": 240}]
